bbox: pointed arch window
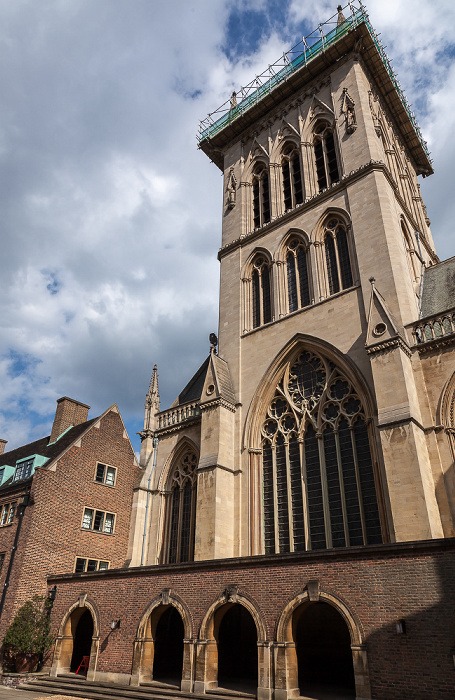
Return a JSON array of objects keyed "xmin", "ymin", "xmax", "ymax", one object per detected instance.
[
  {"xmin": 286, "ymin": 238, "xmax": 311, "ymax": 313},
  {"xmin": 313, "ymin": 121, "xmax": 340, "ymax": 191},
  {"xmin": 400, "ymin": 219, "xmax": 419, "ymax": 283},
  {"xmin": 261, "ymin": 350, "xmax": 382, "ymax": 554},
  {"xmin": 252, "ymin": 256, "xmax": 272, "ymax": 328},
  {"xmin": 282, "ymin": 143, "xmax": 304, "ymax": 211},
  {"xmin": 252, "ymin": 164, "xmax": 271, "ymax": 228},
  {"xmin": 324, "ymin": 218, "xmax": 353, "ymax": 295},
  {"xmin": 166, "ymin": 450, "xmax": 198, "ymax": 564}
]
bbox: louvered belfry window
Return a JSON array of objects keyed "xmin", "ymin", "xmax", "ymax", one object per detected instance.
[
  {"xmin": 313, "ymin": 121, "xmax": 340, "ymax": 191},
  {"xmin": 167, "ymin": 451, "xmax": 198, "ymax": 563},
  {"xmin": 252, "ymin": 165, "xmax": 271, "ymax": 228},
  {"xmin": 261, "ymin": 350, "xmax": 382, "ymax": 554},
  {"xmin": 324, "ymin": 218, "xmax": 353, "ymax": 295},
  {"xmin": 282, "ymin": 143, "xmax": 304, "ymax": 211},
  {"xmin": 252, "ymin": 256, "xmax": 272, "ymax": 328},
  {"xmin": 286, "ymin": 238, "xmax": 311, "ymax": 313}
]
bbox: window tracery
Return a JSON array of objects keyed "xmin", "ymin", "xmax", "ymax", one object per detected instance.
[
  {"xmin": 252, "ymin": 164, "xmax": 271, "ymax": 228},
  {"xmin": 323, "ymin": 218, "xmax": 353, "ymax": 295},
  {"xmin": 313, "ymin": 121, "xmax": 340, "ymax": 191},
  {"xmin": 261, "ymin": 350, "xmax": 382, "ymax": 554},
  {"xmin": 285, "ymin": 238, "xmax": 311, "ymax": 313},
  {"xmin": 166, "ymin": 450, "xmax": 198, "ymax": 564},
  {"xmin": 281, "ymin": 143, "xmax": 303, "ymax": 211}
]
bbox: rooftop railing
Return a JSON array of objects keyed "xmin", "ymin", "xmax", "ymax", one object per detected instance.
[{"xmin": 197, "ymin": 2, "xmax": 430, "ymax": 162}]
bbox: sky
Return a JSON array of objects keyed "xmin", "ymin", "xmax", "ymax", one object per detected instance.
[{"xmin": 1, "ymin": 0, "xmax": 454, "ymax": 454}]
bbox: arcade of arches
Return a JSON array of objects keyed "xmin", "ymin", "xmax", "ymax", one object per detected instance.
[{"xmin": 51, "ymin": 591, "xmax": 369, "ymax": 700}]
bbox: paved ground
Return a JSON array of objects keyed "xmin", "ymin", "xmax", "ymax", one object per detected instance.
[{"xmin": 0, "ymin": 691, "xmax": 87, "ymax": 700}]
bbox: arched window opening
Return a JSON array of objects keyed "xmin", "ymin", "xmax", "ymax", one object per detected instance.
[
  {"xmin": 282, "ymin": 143, "xmax": 304, "ymax": 211},
  {"xmin": 252, "ymin": 257, "xmax": 272, "ymax": 328},
  {"xmin": 324, "ymin": 218, "xmax": 353, "ymax": 295},
  {"xmin": 401, "ymin": 220, "xmax": 419, "ymax": 282},
  {"xmin": 166, "ymin": 450, "xmax": 198, "ymax": 564},
  {"xmin": 313, "ymin": 121, "xmax": 340, "ymax": 191},
  {"xmin": 252, "ymin": 164, "xmax": 271, "ymax": 228},
  {"xmin": 286, "ymin": 238, "xmax": 311, "ymax": 313},
  {"xmin": 261, "ymin": 350, "xmax": 382, "ymax": 554},
  {"xmin": 152, "ymin": 607, "xmax": 184, "ymax": 685},
  {"xmin": 70, "ymin": 609, "xmax": 93, "ymax": 674},
  {"xmin": 217, "ymin": 604, "xmax": 258, "ymax": 692},
  {"xmin": 295, "ymin": 602, "xmax": 355, "ymax": 698}
]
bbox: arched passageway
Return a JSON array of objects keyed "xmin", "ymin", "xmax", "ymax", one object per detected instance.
[
  {"xmin": 152, "ymin": 606, "xmax": 184, "ymax": 685},
  {"xmin": 70, "ymin": 609, "xmax": 94, "ymax": 673},
  {"xmin": 217, "ymin": 604, "xmax": 258, "ymax": 692},
  {"xmin": 295, "ymin": 602, "xmax": 355, "ymax": 698}
]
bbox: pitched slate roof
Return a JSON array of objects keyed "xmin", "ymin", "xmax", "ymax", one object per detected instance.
[
  {"xmin": 0, "ymin": 418, "xmax": 97, "ymax": 490},
  {"xmin": 176, "ymin": 357, "xmax": 210, "ymax": 406},
  {"xmin": 420, "ymin": 257, "xmax": 455, "ymax": 318}
]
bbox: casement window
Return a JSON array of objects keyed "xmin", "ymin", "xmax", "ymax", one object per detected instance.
[
  {"xmin": 252, "ymin": 256, "xmax": 272, "ymax": 328},
  {"xmin": 286, "ymin": 238, "xmax": 311, "ymax": 313},
  {"xmin": 0, "ymin": 502, "xmax": 17, "ymax": 526},
  {"xmin": 324, "ymin": 218, "xmax": 353, "ymax": 295},
  {"xmin": 82, "ymin": 508, "xmax": 115, "ymax": 534},
  {"xmin": 166, "ymin": 451, "xmax": 198, "ymax": 564},
  {"xmin": 0, "ymin": 552, "xmax": 5, "ymax": 573},
  {"xmin": 74, "ymin": 557, "xmax": 109, "ymax": 573},
  {"xmin": 95, "ymin": 463, "xmax": 116, "ymax": 487},
  {"xmin": 282, "ymin": 143, "xmax": 304, "ymax": 211},
  {"xmin": 313, "ymin": 121, "xmax": 340, "ymax": 191},
  {"xmin": 252, "ymin": 164, "xmax": 271, "ymax": 228},
  {"xmin": 262, "ymin": 350, "xmax": 382, "ymax": 554},
  {"xmin": 13, "ymin": 458, "xmax": 34, "ymax": 482}
]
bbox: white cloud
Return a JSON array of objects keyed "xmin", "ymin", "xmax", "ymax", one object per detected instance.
[{"xmin": 0, "ymin": 0, "xmax": 454, "ymax": 450}]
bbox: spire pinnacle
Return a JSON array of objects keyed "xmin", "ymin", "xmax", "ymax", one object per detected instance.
[{"xmin": 147, "ymin": 364, "xmax": 160, "ymax": 405}]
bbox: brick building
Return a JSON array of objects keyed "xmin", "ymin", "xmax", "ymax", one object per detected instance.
[
  {"xmin": 0, "ymin": 397, "xmax": 140, "ymax": 639},
  {"xmin": 10, "ymin": 4, "xmax": 455, "ymax": 700}
]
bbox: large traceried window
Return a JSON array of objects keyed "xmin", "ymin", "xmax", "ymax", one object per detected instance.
[
  {"xmin": 324, "ymin": 218, "xmax": 353, "ymax": 295},
  {"xmin": 252, "ymin": 256, "xmax": 272, "ymax": 328},
  {"xmin": 166, "ymin": 450, "xmax": 198, "ymax": 564},
  {"xmin": 282, "ymin": 143, "xmax": 304, "ymax": 211},
  {"xmin": 261, "ymin": 350, "xmax": 382, "ymax": 554},
  {"xmin": 286, "ymin": 238, "xmax": 311, "ymax": 313},
  {"xmin": 313, "ymin": 121, "xmax": 340, "ymax": 191},
  {"xmin": 252, "ymin": 164, "xmax": 271, "ymax": 228}
]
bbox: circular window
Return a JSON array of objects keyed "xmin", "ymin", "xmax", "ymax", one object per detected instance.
[
  {"xmin": 373, "ymin": 322, "xmax": 387, "ymax": 337},
  {"xmin": 206, "ymin": 384, "xmax": 215, "ymax": 396}
]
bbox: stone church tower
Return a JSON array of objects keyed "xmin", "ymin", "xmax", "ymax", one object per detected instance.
[{"xmin": 128, "ymin": 4, "xmax": 455, "ymax": 569}]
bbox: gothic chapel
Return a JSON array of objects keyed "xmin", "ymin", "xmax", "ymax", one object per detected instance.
[{"xmin": 36, "ymin": 5, "xmax": 455, "ymax": 700}]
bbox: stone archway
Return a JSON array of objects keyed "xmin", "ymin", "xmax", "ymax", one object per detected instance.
[
  {"xmin": 195, "ymin": 588, "xmax": 271, "ymax": 700},
  {"xmin": 131, "ymin": 590, "xmax": 193, "ymax": 691},
  {"xmin": 50, "ymin": 598, "xmax": 99, "ymax": 680},
  {"xmin": 275, "ymin": 588, "xmax": 371, "ymax": 700}
]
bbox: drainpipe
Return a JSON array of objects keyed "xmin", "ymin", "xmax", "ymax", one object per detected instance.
[
  {"xmin": 415, "ymin": 231, "xmax": 426, "ymax": 318},
  {"xmin": 141, "ymin": 436, "xmax": 158, "ymax": 566},
  {"xmin": 0, "ymin": 487, "xmax": 31, "ymax": 621}
]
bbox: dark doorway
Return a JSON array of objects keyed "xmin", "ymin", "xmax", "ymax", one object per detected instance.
[
  {"xmin": 217, "ymin": 604, "xmax": 258, "ymax": 692},
  {"xmin": 152, "ymin": 606, "xmax": 184, "ymax": 685},
  {"xmin": 295, "ymin": 602, "xmax": 355, "ymax": 699},
  {"xmin": 70, "ymin": 609, "xmax": 93, "ymax": 673}
]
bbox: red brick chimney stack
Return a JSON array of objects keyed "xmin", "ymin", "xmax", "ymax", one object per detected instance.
[
  {"xmin": 50, "ymin": 397, "xmax": 90, "ymax": 443},
  {"xmin": 0, "ymin": 439, "xmax": 7, "ymax": 456}
]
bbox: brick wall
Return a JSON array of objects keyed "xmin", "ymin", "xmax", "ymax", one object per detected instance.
[
  {"xmin": 0, "ymin": 409, "xmax": 140, "ymax": 637},
  {"xmin": 47, "ymin": 539, "xmax": 455, "ymax": 700}
]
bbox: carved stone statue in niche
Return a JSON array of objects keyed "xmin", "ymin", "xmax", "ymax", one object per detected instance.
[{"xmin": 226, "ymin": 168, "xmax": 237, "ymax": 210}]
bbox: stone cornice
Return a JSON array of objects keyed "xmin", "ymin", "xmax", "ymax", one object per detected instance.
[
  {"xmin": 155, "ymin": 417, "xmax": 201, "ymax": 437},
  {"xmin": 200, "ymin": 398, "xmax": 237, "ymax": 414},
  {"xmin": 415, "ymin": 334, "xmax": 455, "ymax": 355},
  {"xmin": 366, "ymin": 335, "xmax": 411, "ymax": 358}
]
